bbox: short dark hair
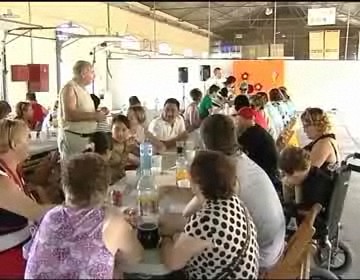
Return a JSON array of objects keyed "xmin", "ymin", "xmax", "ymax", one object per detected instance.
[
  {"xmin": 219, "ymin": 87, "xmax": 228, "ymax": 98},
  {"xmin": 190, "ymin": 150, "xmax": 236, "ymax": 200},
  {"xmin": 201, "ymin": 114, "xmax": 238, "ymax": 156},
  {"xmin": 208, "ymin": 84, "xmax": 220, "ymax": 95},
  {"xmin": 269, "ymin": 88, "xmax": 284, "ymax": 102},
  {"xmin": 112, "ymin": 114, "xmax": 130, "ymax": 129},
  {"xmin": 224, "ymin": 75, "xmax": 236, "ymax": 86},
  {"xmin": 90, "ymin": 94, "xmax": 100, "ymax": 110},
  {"xmin": 129, "ymin": 96, "xmax": 141, "ymax": 106},
  {"xmin": 0, "ymin": 101, "xmax": 11, "ymax": 119},
  {"xmin": 279, "ymin": 86, "xmax": 290, "ymax": 100},
  {"xmin": 85, "ymin": 132, "xmax": 113, "ymax": 155},
  {"xmin": 214, "ymin": 67, "xmax": 221, "ymax": 73},
  {"xmin": 26, "ymin": 92, "xmax": 36, "ymax": 101},
  {"xmin": 62, "ymin": 153, "xmax": 110, "ymax": 207},
  {"xmin": 279, "ymin": 146, "xmax": 311, "ymax": 175},
  {"xmin": 164, "ymin": 98, "xmax": 180, "ymax": 110},
  {"xmin": 234, "ymin": 95, "xmax": 250, "ymax": 111},
  {"xmin": 189, "ymin": 88, "xmax": 202, "ymax": 101}
]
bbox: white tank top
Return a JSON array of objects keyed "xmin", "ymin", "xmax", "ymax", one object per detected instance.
[{"xmin": 58, "ymin": 80, "xmax": 97, "ymax": 134}]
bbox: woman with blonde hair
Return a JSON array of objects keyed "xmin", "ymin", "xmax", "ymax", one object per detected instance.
[
  {"xmin": 301, "ymin": 107, "xmax": 339, "ymax": 172},
  {"xmin": 127, "ymin": 105, "xmax": 165, "ymax": 153},
  {"xmin": 15, "ymin": 101, "xmax": 34, "ymax": 130},
  {"xmin": 0, "ymin": 119, "xmax": 53, "ymax": 278}
]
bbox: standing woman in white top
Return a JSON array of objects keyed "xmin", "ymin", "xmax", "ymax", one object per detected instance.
[{"xmin": 58, "ymin": 61, "xmax": 107, "ymax": 160}]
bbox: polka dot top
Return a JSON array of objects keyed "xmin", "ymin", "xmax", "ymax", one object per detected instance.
[{"xmin": 184, "ymin": 195, "xmax": 259, "ymax": 280}]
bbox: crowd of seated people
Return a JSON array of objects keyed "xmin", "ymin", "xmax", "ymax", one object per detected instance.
[{"xmin": 0, "ymin": 60, "xmax": 341, "ymax": 279}]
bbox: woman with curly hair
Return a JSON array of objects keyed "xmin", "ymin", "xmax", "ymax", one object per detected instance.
[{"xmin": 301, "ymin": 107, "xmax": 340, "ymax": 172}]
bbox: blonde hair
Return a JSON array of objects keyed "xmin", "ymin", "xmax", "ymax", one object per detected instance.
[
  {"xmin": 72, "ymin": 60, "xmax": 92, "ymax": 78},
  {"xmin": 301, "ymin": 107, "xmax": 332, "ymax": 134},
  {"xmin": 128, "ymin": 105, "xmax": 146, "ymax": 124},
  {"xmin": 0, "ymin": 119, "xmax": 28, "ymax": 153}
]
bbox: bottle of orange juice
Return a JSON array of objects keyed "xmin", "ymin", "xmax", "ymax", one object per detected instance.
[{"xmin": 176, "ymin": 143, "xmax": 190, "ymax": 188}]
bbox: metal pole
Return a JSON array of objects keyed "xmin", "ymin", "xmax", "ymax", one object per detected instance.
[
  {"xmin": 28, "ymin": 2, "xmax": 34, "ymax": 63},
  {"xmin": 55, "ymin": 33, "xmax": 62, "ymax": 95},
  {"xmin": 92, "ymin": 47, "xmax": 96, "ymax": 94},
  {"xmin": 2, "ymin": 32, "xmax": 8, "ymax": 101},
  {"xmin": 345, "ymin": 8, "xmax": 351, "ymax": 60},
  {"xmin": 273, "ymin": 1, "xmax": 277, "ymax": 45},
  {"xmin": 153, "ymin": 1, "xmax": 157, "ymax": 54},
  {"xmin": 208, "ymin": 0, "xmax": 211, "ymax": 55},
  {"xmin": 107, "ymin": 3, "xmax": 111, "ymax": 35}
]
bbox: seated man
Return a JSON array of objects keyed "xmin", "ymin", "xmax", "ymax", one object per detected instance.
[
  {"xmin": 148, "ymin": 98, "xmax": 188, "ymax": 149},
  {"xmin": 279, "ymin": 146, "xmax": 334, "ymax": 237},
  {"xmin": 235, "ymin": 107, "xmax": 282, "ymax": 194}
]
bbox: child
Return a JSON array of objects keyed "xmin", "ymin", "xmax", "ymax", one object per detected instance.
[
  {"xmin": 90, "ymin": 94, "xmax": 111, "ymax": 132},
  {"xmin": 108, "ymin": 114, "xmax": 138, "ymax": 184}
]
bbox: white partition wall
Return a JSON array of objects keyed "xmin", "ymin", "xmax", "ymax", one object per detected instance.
[{"xmin": 107, "ymin": 59, "xmax": 233, "ymax": 110}]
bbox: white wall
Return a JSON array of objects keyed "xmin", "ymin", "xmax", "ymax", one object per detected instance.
[{"xmin": 107, "ymin": 59, "xmax": 233, "ymax": 110}]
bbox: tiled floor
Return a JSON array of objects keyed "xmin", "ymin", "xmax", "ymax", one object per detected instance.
[{"xmin": 298, "ymin": 112, "xmax": 360, "ymax": 278}]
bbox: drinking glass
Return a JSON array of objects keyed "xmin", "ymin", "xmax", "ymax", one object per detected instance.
[{"xmin": 151, "ymin": 155, "xmax": 162, "ymax": 174}]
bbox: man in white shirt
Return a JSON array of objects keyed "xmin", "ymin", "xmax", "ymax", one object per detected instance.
[
  {"xmin": 205, "ymin": 67, "xmax": 226, "ymax": 90},
  {"xmin": 184, "ymin": 114, "xmax": 286, "ymax": 272},
  {"xmin": 148, "ymin": 98, "xmax": 188, "ymax": 149}
]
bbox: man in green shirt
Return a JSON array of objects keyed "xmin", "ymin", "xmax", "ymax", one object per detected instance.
[{"xmin": 198, "ymin": 84, "xmax": 221, "ymax": 119}]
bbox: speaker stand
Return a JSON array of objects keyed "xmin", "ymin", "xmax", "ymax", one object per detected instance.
[
  {"xmin": 182, "ymin": 83, "xmax": 186, "ymax": 112},
  {"xmin": 203, "ymin": 82, "xmax": 207, "ymax": 95}
]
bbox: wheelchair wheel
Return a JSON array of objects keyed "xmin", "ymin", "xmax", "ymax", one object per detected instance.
[
  {"xmin": 310, "ymin": 267, "xmax": 339, "ymax": 279},
  {"xmin": 315, "ymin": 241, "xmax": 352, "ymax": 275}
]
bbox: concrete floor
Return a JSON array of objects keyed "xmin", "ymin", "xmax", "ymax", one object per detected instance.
[{"xmin": 298, "ymin": 112, "xmax": 360, "ymax": 278}]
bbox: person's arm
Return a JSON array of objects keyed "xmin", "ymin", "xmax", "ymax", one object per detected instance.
[
  {"xmin": 0, "ymin": 176, "xmax": 54, "ymax": 222},
  {"xmin": 182, "ymin": 196, "xmax": 203, "ymax": 218},
  {"xmin": 62, "ymin": 85, "xmax": 105, "ymax": 122},
  {"xmin": 161, "ymin": 118, "xmax": 189, "ymax": 149},
  {"xmin": 144, "ymin": 129, "xmax": 166, "ymax": 153},
  {"xmin": 310, "ymin": 141, "xmax": 332, "ymax": 168}
]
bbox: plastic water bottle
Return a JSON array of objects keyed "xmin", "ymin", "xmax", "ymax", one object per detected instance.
[
  {"xmin": 176, "ymin": 143, "xmax": 190, "ymax": 188},
  {"xmin": 137, "ymin": 141, "xmax": 159, "ymax": 225}
]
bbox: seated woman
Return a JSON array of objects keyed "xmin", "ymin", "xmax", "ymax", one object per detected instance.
[
  {"xmin": 127, "ymin": 105, "xmax": 165, "ymax": 154},
  {"xmin": 24, "ymin": 153, "xmax": 144, "ymax": 279},
  {"xmin": 301, "ymin": 107, "xmax": 340, "ymax": 174},
  {"xmin": 109, "ymin": 114, "xmax": 137, "ymax": 183},
  {"xmin": 160, "ymin": 150, "xmax": 259, "ymax": 279},
  {"xmin": 0, "ymin": 100, "xmax": 12, "ymax": 120},
  {"xmin": 279, "ymin": 146, "xmax": 334, "ymax": 235},
  {"xmin": 15, "ymin": 101, "xmax": 35, "ymax": 130},
  {"xmin": 0, "ymin": 119, "xmax": 53, "ymax": 278}
]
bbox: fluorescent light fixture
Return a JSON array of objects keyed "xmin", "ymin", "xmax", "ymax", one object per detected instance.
[
  {"xmin": 201, "ymin": 52, "xmax": 209, "ymax": 58},
  {"xmin": 183, "ymin": 48, "xmax": 193, "ymax": 57},
  {"xmin": 56, "ymin": 21, "xmax": 89, "ymax": 41},
  {"xmin": 120, "ymin": 35, "xmax": 141, "ymax": 50},
  {"xmin": 158, "ymin": 42, "xmax": 172, "ymax": 54}
]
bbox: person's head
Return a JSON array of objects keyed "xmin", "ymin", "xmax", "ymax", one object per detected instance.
[
  {"xmin": 127, "ymin": 105, "xmax": 146, "ymax": 127},
  {"xmin": 219, "ymin": 87, "xmax": 228, "ymax": 98},
  {"xmin": 129, "ymin": 96, "xmax": 141, "ymax": 107},
  {"xmin": 190, "ymin": 150, "xmax": 236, "ymax": 200},
  {"xmin": 250, "ymin": 94, "xmax": 266, "ymax": 111},
  {"xmin": 15, "ymin": 102, "xmax": 33, "ymax": 121},
  {"xmin": 26, "ymin": 92, "xmax": 37, "ymax": 103},
  {"xmin": 301, "ymin": 107, "xmax": 332, "ymax": 140},
  {"xmin": 84, "ymin": 132, "xmax": 113, "ymax": 161},
  {"xmin": 111, "ymin": 114, "xmax": 130, "ymax": 143},
  {"xmin": 234, "ymin": 95, "xmax": 250, "ymax": 111},
  {"xmin": 0, "ymin": 101, "xmax": 11, "ymax": 119},
  {"xmin": 279, "ymin": 86, "xmax": 290, "ymax": 100},
  {"xmin": 162, "ymin": 98, "xmax": 180, "ymax": 124},
  {"xmin": 208, "ymin": 84, "xmax": 220, "ymax": 97},
  {"xmin": 201, "ymin": 114, "xmax": 238, "ymax": 156},
  {"xmin": 72, "ymin": 60, "xmax": 95, "ymax": 86},
  {"xmin": 90, "ymin": 94, "xmax": 100, "ymax": 110},
  {"xmin": 62, "ymin": 153, "xmax": 110, "ymax": 208},
  {"xmin": 189, "ymin": 88, "xmax": 202, "ymax": 103},
  {"xmin": 239, "ymin": 82, "xmax": 248, "ymax": 95},
  {"xmin": 269, "ymin": 88, "xmax": 284, "ymax": 102},
  {"xmin": 224, "ymin": 75, "xmax": 236, "ymax": 88},
  {"xmin": 214, "ymin": 67, "xmax": 222, "ymax": 79},
  {"xmin": 235, "ymin": 107, "xmax": 256, "ymax": 129},
  {"xmin": 279, "ymin": 146, "xmax": 311, "ymax": 185},
  {"xmin": 0, "ymin": 119, "xmax": 30, "ymax": 163},
  {"xmin": 257, "ymin": 91, "xmax": 269, "ymax": 104}
]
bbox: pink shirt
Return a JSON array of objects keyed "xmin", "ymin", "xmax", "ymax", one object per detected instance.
[{"xmin": 184, "ymin": 102, "xmax": 201, "ymax": 128}]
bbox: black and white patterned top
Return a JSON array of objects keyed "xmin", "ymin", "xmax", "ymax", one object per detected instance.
[{"xmin": 184, "ymin": 195, "xmax": 259, "ymax": 280}]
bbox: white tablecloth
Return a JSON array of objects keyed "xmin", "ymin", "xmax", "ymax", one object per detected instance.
[{"xmin": 29, "ymin": 138, "xmax": 57, "ymax": 156}]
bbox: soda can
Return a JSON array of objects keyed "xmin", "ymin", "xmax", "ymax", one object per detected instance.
[{"xmin": 111, "ymin": 190, "xmax": 123, "ymax": 207}]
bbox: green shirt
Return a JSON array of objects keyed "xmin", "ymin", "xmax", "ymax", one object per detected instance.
[{"xmin": 198, "ymin": 95, "xmax": 213, "ymax": 119}]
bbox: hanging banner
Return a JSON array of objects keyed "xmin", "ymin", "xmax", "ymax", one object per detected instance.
[
  {"xmin": 309, "ymin": 31, "xmax": 324, "ymax": 59},
  {"xmin": 324, "ymin": 30, "xmax": 340, "ymax": 60}
]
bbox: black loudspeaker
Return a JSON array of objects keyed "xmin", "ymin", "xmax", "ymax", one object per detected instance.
[
  {"xmin": 178, "ymin": 67, "xmax": 188, "ymax": 83},
  {"xmin": 200, "ymin": 65, "xmax": 211, "ymax": 81}
]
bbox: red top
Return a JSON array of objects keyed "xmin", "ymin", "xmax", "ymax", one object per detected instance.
[
  {"xmin": 254, "ymin": 110, "xmax": 268, "ymax": 130},
  {"xmin": 237, "ymin": 107, "xmax": 268, "ymax": 130},
  {"xmin": 31, "ymin": 102, "xmax": 46, "ymax": 129}
]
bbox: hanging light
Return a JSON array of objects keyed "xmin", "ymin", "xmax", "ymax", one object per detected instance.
[
  {"xmin": 265, "ymin": 8, "xmax": 273, "ymax": 16},
  {"xmin": 183, "ymin": 48, "xmax": 193, "ymax": 57},
  {"xmin": 158, "ymin": 43, "xmax": 172, "ymax": 55}
]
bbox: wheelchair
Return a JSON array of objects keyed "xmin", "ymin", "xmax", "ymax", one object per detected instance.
[
  {"xmin": 284, "ymin": 152, "xmax": 360, "ymax": 277},
  {"xmin": 311, "ymin": 152, "xmax": 360, "ymax": 276}
]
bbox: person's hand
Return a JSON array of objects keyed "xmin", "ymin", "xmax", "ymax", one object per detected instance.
[
  {"xmin": 100, "ymin": 107, "xmax": 110, "ymax": 115},
  {"xmin": 122, "ymin": 207, "xmax": 138, "ymax": 228},
  {"xmin": 95, "ymin": 111, "xmax": 107, "ymax": 122}
]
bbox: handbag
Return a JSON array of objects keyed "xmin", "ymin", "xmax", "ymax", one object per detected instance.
[{"xmin": 212, "ymin": 203, "xmax": 252, "ymax": 280}]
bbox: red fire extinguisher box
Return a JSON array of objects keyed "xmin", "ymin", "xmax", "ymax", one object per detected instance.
[
  {"xmin": 27, "ymin": 64, "xmax": 49, "ymax": 92},
  {"xmin": 11, "ymin": 65, "xmax": 29, "ymax": 81}
]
